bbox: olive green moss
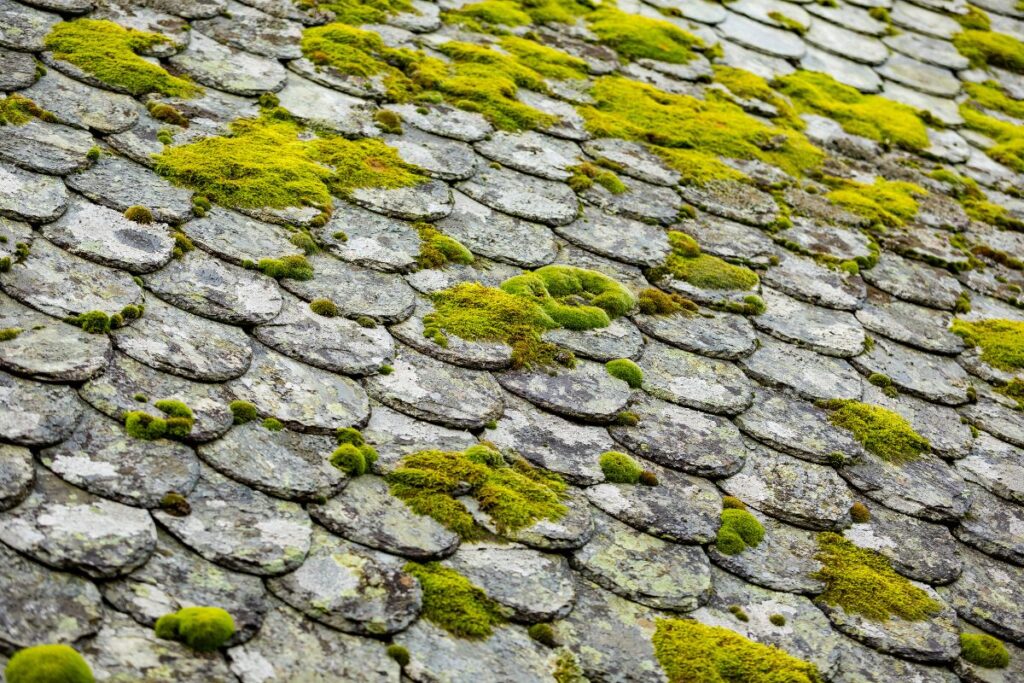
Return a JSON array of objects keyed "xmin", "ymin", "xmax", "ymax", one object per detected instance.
[
  {"xmin": 0, "ymin": 94, "xmax": 56, "ymax": 126},
  {"xmin": 155, "ymin": 606, "xmax": 236, "ymax": 652},
  {"xmin": 45, "ymin": 20, "xmax": 199, "ymax": 98},
  {"xmin": 329, "ymin": 427, "xmax": 379, "ymax": 476},
  {"xmin": 850, "ymin": 501, "xmax": 870, "ymax": 523},
  {"xmin": 229, "ymin": 400, "xmax": 258, "ymax": 424},
  {"xmin": 637, "ymin": 288, "xmax": 698, "ymax": 315},
  {"xmin": 154, "ymin": 115, "xmax": 425, "ymax": 215},
  {"xmin": 824, "ymin": 176, "xmax": 926, "ymax": 229},
  {"xmin": 444, "ymin": 0, "xmax": 594, "ymax": 27},
  {"xmin": 309, "ymin": 297, "xmax": 340, "ymax": 317},
  {"xmin": 405, "ymin": 562, "xmax": 507, "ymax": 639},
  {"xmin": 638, "ymin": 470, "xmax": 659, "ymax": 486},
  {"xmin": 580, "ymin": 76, "xmax": 823, "ymax": 184},
  {"xmin": 0, "ymin": 327, "xmax": 22, "ymax": 342},
  {"xmin": 715, "ymin": 508, "xmax": 765, "ymax": 555},
  {"xmin": 290, "ymin": 230, "xmax": 320, "ymax": 255},
  {"xmin": 960, "ymin": 633, "xmax": 1010, "ymax": 668},
  {"xmin": 813, "ymin": 532, "xmax": 943, "ymax": 622},
  {"xmin": 615, "ymin": 410, "xmax": 640, "ymax": 427},
  {"xmin": 500, "ymin": 265, "xmax": 635, "ymax": 328},
  {"xmin": 956, "ymin": 4, "xmax": 990, "ymax": 30},
  {"xmin": 387, "ymin": 444, "xmax": 567, "ymax": 540},
  {"xmin": 528, "ymin": 622, "xmax": 558, "ymax": 647},
  {"xmin": 605, "ymin": 359, "xmax": 643, "ymax": 388},
  {"xmin": 652, "ymin": 619, "xmax": 823, "ymax": 683},
  {"xmin": 951, "ymin": 318, "xmax": 1024, "ymax": 372},
  {"xmin": 728, "ymin": 604, "xmax": 749, "ymax": 622},
  {"xmin": 997, "ymin": 377, "xmax": 1024, "ymax": 408},
  {"xmin": 599, "ymin": 451, "xmax": 643, "ymax": 484},
  {"xmin": 374, "ymin": 109, "xmax": 402, "ymax": 134},
  {"xmin": 768, "ymin": 10, "xmax": 806, "ymax": 34},
  {"xmin": 498, "ymin": 36, "xmax": 588, "ymax": 80},
  {"xmin": 66, "ymin": 310, "xmax": 116, "ymax": 334},
  {"xmin": 819, "ymin": 399, "xmax": 930, "ymax": 464},
  {"xmin": 301, "ymin": 0, "xmax": 414, "ymax": 25},
  {"xmin": 5, "ymin": 644, "xmax": 94, "ymax": 683},
  {"xmin": 769, "ymin": 614, "xmax": 787, "ymax": 627},
  {"xmin": 567, "ymin": 162, "xmax": 626, "ymax": 194},
  {"xmin": 959, "ymin": 83, "xmax": 1024, "ymax": 173},
  {"xmin": 655, "ymin": 231, "xmax": 760, "ymax": 292},
  {"xmin": 867, "ymin": 372, "xmax": 898, "ymax": 398},
  {"xmin": 159, "ymin": 491, "xmax": 191, "ymax": 516},
  {"xmin": 587, "ymin": 7, "xmax": 704, "ymax": 64},
  {"xmin": 553, "ymin": 648, "xmax": 588, "ymax": 683},
  {"xmin": 256, "ymin": 255, "xmax": 314, "ymax": 281},
  {"xmin": 148, "ymin": 101, "xmax": 189, "ymax": 127},
  {"xmin": 386, "ymin": 644, "xmax": 410, "ymax": 666},
  {"xmin": 954, "ymin": 29, "xmax": 1024, "ymax": 73},
  {"xmin": 775, "ymin": 71, "xmax": 929, "ymax": 151},
  {"xmin": 123, "ymin": 205, "xmax": 154, "ymax": 224},
  {"xmin": 415, "ymin": 224, "xmax": 474, "ymax": 269},
  {"xmin": 721, "ymin": 495, "xmax": 746, "ymax": 510}
]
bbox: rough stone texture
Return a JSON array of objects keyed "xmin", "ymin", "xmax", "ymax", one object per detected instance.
[
  {"xmin": 739, "ymin": 335, "xmax": 864, "ymax": 401},
  {"xmin": 498, "ymin": 359, "xmax": 631, "ymax": 423},
  {"xmin": 436, "ymin": 190, "xmax": 558, "ymax": 268},
  {"xmin": 0, "ymin": 118, "xmax": 97, "ymax": 176},
  {"xmin": 634, "ymin": 307, "xmax": 757, "ymax": 360},
  {"xmin": 0, "ymin": 368, "xmax": 82, "ymax": 447},
  {"xmin": 956, "ymin": 433, "xmax": 1024, "ymax": 505},
  {"xmin": 282, "ymin": 253, "xmax": 416, "ymax": 324},
  {"xmin": 638, "ymin": 340, "xmax": 754, "ymax": 415},
  {"xmin": 938, "ymin": 544, "xmax": 1024, "ymax": 643},
  {"xmin": 457, "ymin": 164, "xmax": 579, "ymax": 226},
  {"xmin": 753, "ymin": 287, "xmax": 866, "ymax": 357},
  {"xmin": 66, "ymin": 154, "xmax": 195, "ymax": 224},
  {"xmin": 850, "ymin": 336, "xmax": 971, "ymax": 406}
]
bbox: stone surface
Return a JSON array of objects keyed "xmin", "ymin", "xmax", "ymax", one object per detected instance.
[
  {"xmin": 956, "ymin": 433, "xmax": 1024, "ymax": 505},
  {"xmin": 0, "ymin": 118, "xmax": 96, "ymax": 176},
  {"xmin": 436, "ymin": 189, "xmax": 557, "ymax": 268},
  {"xmin": 497, "ymin": 358, "xmax": 631, "ymax": 423},
  {"xmin": 168, "ymin": 29, "xmax": 288, "ymax": 95},
  {"xmin": 638, "ymin": 340, "xmax": 754, "ymax": 415},
  {"xmin": 635, "ymin": 307, "xmax": 756, "ymax": 360},
  {"xmin": 0, "ymin": 369, "xmax": 82, "ymax": 447},
  {"xmin": 555, "ymin": 204, "xmax": 669, "ymax": 267},
  {"xmin": 850, "ymin": 336, "xmax": 971, "ymax": 406},
  {"xmin": 282, "ymin": 253, "xmax": 416, "ymax": 324},
  {"xmin": 753, "ymin": 287, "xmax": 865, "ymax": 357},
  {"xmin": 939, "ymin": 544, "xmax": 1024, "ymax": 643},
  {"xmin": 66, "ymin": 154, "xmax": 195, "ymax": 224},
  {"xmin": 862, "ymin": 252, "xmax": 964, "ymax": 311},
  {"xmin": 762, "ymin": 254, "xmax": 866, "ymax": 311},
  {"xmin": 739, "ymin": 335, "xmax": 864, "ymax": 401},
  {"xmin": 456, "ymin": 165, "xmax": 579, "ymax": 227},
  {"xmin": 0, "ymin": 162, "xmax": 68, "ymax": 223}
]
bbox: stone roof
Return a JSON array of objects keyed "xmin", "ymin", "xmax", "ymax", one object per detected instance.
[{"xmin": 2, "ymin": 0, "xmax": 1024, "ymax": 679}]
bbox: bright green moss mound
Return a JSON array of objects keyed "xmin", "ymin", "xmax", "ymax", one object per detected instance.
[
  {"xmin": 965, "ymin": 80, "xmax": 1024, "ymax": 119},
  {"xmin": 951, "ymin": 318, "xmax": 1024, "ymax": 372},
  {"xmin": 715, "ymin": 508, "xmax": 765, "ymax": 555},
  {"xmin": 820, "ymin": 399, "xmax": 930, "ymax": 464},
  {"xmin": 155, "ymin": 606, "xmax": 236, "ymax": 652},
  {"xmin": 567, "ymin": 162, "xmax": 626, "ymax": 194},
  {"xmin": 125, "ymin": 400, "xmax": 194, "ymax": 440},
  {"xmin": 45, "ymin": 19, "xmax": 198, "ymax": 98},
  {"xmin": 498, "ymin": 36, "xmax": 588, "ymax": 80},
  {"xmin": 230, "ymin": 400, "xmax": 258, "ymax": 424},
  {"xmin": 415, "ymin": 225, "xmax": 474, "ymax": 269},
  {"xmin": 501, "ymin": 265, "xmax": 635, "ymax": 329},
  {"xmin": 5, "ymin": 644, "xmax": 94, "ymax": 683},
  {"xmin": 652, "ymin": 619, "xmax": 823, "ymax": 683},
  {"xmin": 387, "ymin": 444, "xmax": 567, "ymax": 540},
  {"xmin": 637, "ymin": 288, "xmax": 698, "ymax": 315},
  {"xmin": 606, "ymin": 358, "xmax": 643, "ymax": 388},
  {"xmin": 587, "ymin": 7, "xmax": 703, "ymax": 64},
  {"xmin": 960, "ymin": 633, "xmax": 1010, "ymax": 669},
  {"xmin": 405, "ymin": 562, "xmax": 507, "ymax": 639},
  {"xmin": 658, "ymin": 231, "xmax": 759, "ymax": 291},
  {"xmin": 954, "ymin": 29, "xmax": 1024, "ymax": 73},
  {"xmin": 712, "ymin": 66, "xmax": 803, "ymax": 130},
  {"xmin": 824, "ymin": 177, "xmax": 926, "ymax": 228},
  {"xmin": 445, "ymin": 0, "xmax": 593, "ymax": 26},
  {"xmin": 301, "ymin": 23, "xmax": 423, "ymax": 101},
  {"xmin": 154, "ymin": 116, "xmax": 424, "ymax": 214},
  {"xmin": 813, "ymin": 532, "xmax": 943, "ymax": 622},
  {"xmin": 599, "ymin": 450, "xmax": 643, "ymax": 484},
  {"xmin": 580, "ymin": 76, "xmax": 823, "ymax": 184},
  {"xmin": 0, "ymin": 94, "xmax": 55, "ymax": 126},
  {"xmin": 775, "ymin": 71, "xmax": 929, "ymax": 151},
  {"xmin": 329, "ymin": 427, "xmax": 379, "ymax": 475},
  {"xmin": 302, "ymin": 0, "xmax": 414, "ymax": 25}
]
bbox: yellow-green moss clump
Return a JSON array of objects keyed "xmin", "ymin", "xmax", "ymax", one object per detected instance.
[
  {"xmin": 775, "ymin": 71, "xmax": 929, "ymax": 151},
  {"xmin": 302, "ymin": 0, "xmax": 414, "ymax": 25},
  {"xmin": 824, "ymin": 176, "xmax": 926, "ymax": 229},
  {"xmin": 580, "ymin": 76, "xmax": 823, "ymax": 186},
  {"xmin": 954, "ymin": 29, "xmax": 1024, "ymax": 73},
  {"xmin": 415, "ymin": 224, "xmax": 474, "ymax": 269},
  {"xmin": 0, "ymin": 94, "xmax": 56, "ymax": 126},
  {"xmin": 44, "ymin": 19, "xmax": 199, "ymax": 97},
  {"xmin": 154, "ymin": 115, "xmax": 424, "ymax": 215},
  {"xmin": 567, "ymin": 162, "xmax": 627, "ymax": 194},
  {"xmin": 329, "ymin": 427, "xmax": 379, "ymax": 476},
  {"xmin": 599, "ymin": 450, "xmax": 643, "ymax": 483},
  {"xmin": 652, "ymin": 619, "xmax": 823, "ymax": 683},
  {"xmin": 712, "ymin": 66, "xmax": 803, "ymax": 130},
  {"xmin": 951, "ymin": 318, "xmax": 1024, "ymax": 372},
  {"xmin": 813, "ymin": 532, "xmax": 943, "ymax": 622},
  {"xmin": 959, "ymin": 79, "xmax": 1024, "ymax": 172},
  {"xmin": 637, "ymin": 288, "xmax": 698, "ymax": 315},
  {"xmin": 5, "ymin": 644, "xmax": 94, "ymax": 683},
  {"xmin": 125, "ymin": 399, "xmax": 195, "ymax": 440},
  {"xmin": 929, "ymin": 167, "xmax": 1024, "ymax": 232},
  {"xmin": 960, "ymin": 633, "xmax": 1011, "ymax": 669},
  {"xmin": 715, "ymin": 500, "xmax": 765, "ymax": 556},
  {"xmin": 404, "ymin": 562, "xmax": 508, "ymax": 639},
  {"xmin": 605, "ymin": 358, "xmax": 643, "ymax": 388},
  {"xmin": 386, "ymin": 443, "xmax": 567, "ymax": 540},
  {"xmin": 587, "ymin": 7, "xmax": 705, "ymax": 64},
  {"xmin": 498, "ymin": 35, "xmax": 589, "ymax": 80},
  {"xmin": 155, "ymin": 606, "xmax": 236, "ymax": 652},
  {"xmin": 656, "ymin": 231, "xmax": 759, "ymax": 291},
  {"xmin": 819, "ymin": 399, "xmax": 930, "ymax": 464},
  {"xmin": 445, "ymin": 0, "xmax": 593, "ymax": 27}
]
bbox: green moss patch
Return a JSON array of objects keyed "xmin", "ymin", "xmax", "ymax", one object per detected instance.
[
  {"xmin": 587, "ymin": 7, "xmax": 704, "ymax": 64},
  {"xmin": 951, "ymin": 318, "xmax": 1024, "ymax": 372},
  {"xmin": 813, "ymin": 532, "xmax": 943, "ymax": 621},
  {"xmin": 960, "ymin": 633, "xmax": 1010, "ymax": 669},
  {"xmin": 415, "ymin": 224, "xmax": 474, "ymax": 269},
  {"xmin": 567, "ymin": 162, "xmax": 626, "ymax": 194},
  {"xmin": 404, "ymin": 562, "xmax": 507, "ymax": 639},
  {"xmin": 498, "ymin": 36, "xmax": 588, "ymax": 80},
  {"xmin": 5, "ymin": 644, "xmax": 94, "ymax": 683},
  {"xmin": 329, "ymin": 427, "xmax": 379, "ymax": 476},
  {"xmin": 712, "ymin": 66, "xmax": 803, "ymax": 130},
  {"xmin": 824, "ymin": 176, "xmax": 926, "ymax": 229},
  {"xmin": 775, "ymin": 71, "xmax": 929, "ymax": 151},
  {"xmin": 637, "ymin": 288, "xmax": 698, "ymax": 315},
  {"xmin": 599, "ymin": 450, "xmax": 643, "ymax": 483},
  {"xmin": 0, "ymin": 94, "xmax": 55, "ymax": 126},
  {"xmin": 155, "ymin": 606, "xmax": 236, "ymax": 652},
  {"xmin": 387, "ymin": 444, "xmax": 567, "ymax": 540},
  {"xmin": 229, "ymin": 400, "xmax": 258, "ymax": 424},
  {"xmin": 154, "ymin": 115, "xmax": 424, "ymax": 215},
  {"xmin": 656, "ymin": 231, "xmax": 760, "ymax": 292},
  {"xmin": 929, "ymin": 167, "xmax": 1024, "ymax": 231},
  {"xmin": 652, "ymin": 618, "xmax": 823, "ymax": 683},
  {"xmin": 45, "ymin": 19, "xmax": 199, "ymax": 98},
  {"xmin": 819, "ymin": 399, "xmax": 930, "ymax": 464},
  {"xmin": 954, "ymin": 29, "xmax": 1024, "ymax": 73},
  {"xmin": 125, "ymin": 399, "xmax": 195, "ymax": 440},
  {"xmin": 715, "ymin": 508, "xmax": 765, "ymax": 555},
  {"xmin": 605, "ymin": 358, "xmax": 643, "ymax": 388}
]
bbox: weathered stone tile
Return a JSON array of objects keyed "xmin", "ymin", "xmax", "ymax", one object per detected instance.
[
  {"xmin": 0, "ymin": 162, "xmax": 68, "ymax": 223},
  {"xmin": 386, "ymin": 126, "xmax": 478, "ymax": 181},
  {"xmin": 718, "ymin": 10, "xmax": 806, "ymax": 59},
  {"xmin": 466, "ymin": 486, "xmax": 596, "ymax": 551},
  {"xmin": 939, "ymin": 544, "xmax": 1024, "ymax": 643},
  {"xmin": 0, "ymin": 46, "xmax": 36, "ymax": 89},
  {"xmin": 476, "ymin": 130, "xmax": 581, "ymax": 181},
  {"xmin": 497, "ymin": 358, "xmax": 631, "ymax": 423},
  {"xmin": 762, "ymin": 254, "xmax": 866, "ymax": 311},
  {"xmin": 0, "ymin": 117, "xmax": 96, "ymax": 176},
  {"xmin": 850, "ymin": 336, "xmax": 971, "ymax": 406},
  {"xmin": 318, "ymin": 200, "xmax": 421, "ymax": 272},
  {"xmin": 583, "ymin": 174, "xmax": 680, "ymax": 225},
  {"xmin": 679, "ymin": 179, "xmax": 778, "ymax": 228},
  {"xmin": 192, "ymin": 0, "xmax": 303, "ymax": 58},
  {"xmin": 856, "ymin": 289, "xmax": 964, "ymax": 354},
  {"xmin": 66, "ymin": 154, "xmax": 195, "ymax": 224},
  {"xmin": 960, "ymin": 399, "xmax": 1024, "ymax": 450},
  {"xmin": 634, "ymin": 306, "xmax": 757, "ymax": 360},
  {"xmin": 282, "ymin": 254, "xmax": 416, "ymax": 324},
  {"xmin": 0, "ymin": 368, "xmax": 82, "ymax": 447},
  {"xmin": 543, "ymin": 317, "xmax": 644, "ymax": 363},
  {"xmin": 0, "ymin": 444, "xmax": 33, "ymax": 511},
  {"xmin": 183, "ymin": 206, "xmax": 303, "ymax": 265},
  {"xmin": 776, "ymin": 218, "xmax": 874, "ymax": 263},
  {"xmin": 862, "ymin": 384, "xmax": 975, "ymax": 460},
  {"xmin": 361, "ymin": 403, "xmax": 476, "ymax": 472},
  {"xmin": 582, "ymin": 137, "xmax": 679, "ymax": 186},
  {"xmin": 389, "ymin": 102, "xmax": 492, "ymax": 142},
  {"xmin": 638, "ymin": 340, "xmax": 754, "ymax": 415},
  {"xmin": 389, "ymin": 297, "xmax": 512, "ymax": 371},
  {"xmin": 168, "ymin": 29, "xmax": 287, "ymax": 95},
  {"xmin": 350, "ymin": 178, "xmax": 454, "ymax": 222},
  {"xmin": 21, "ymin": 69, "xmax": 139, "ymax": 133},
  {"xmin": 457, "ymin": 165, "xmax": 579, "ymax": 227},
  {"xmin": 845, "ymin": 503, "xmax": 962, "ymax": 585},
  {"xmin": 832, "ymin": 633, "xmax": 960, "ymax": 683},
  {"xmin": 954, "ymin": 482, "xmax": 1024, "ymax": 567},
  {"xmin": 754, "ymin": 287, "xmax": 865, "ymax": 358},
  {"xmin": 554, "ymin": 204, "xmax": 670, "ymax": 267},
  {"xmin": 956, "ymin": 433, "xmax": 1024, "ymax": 505}
]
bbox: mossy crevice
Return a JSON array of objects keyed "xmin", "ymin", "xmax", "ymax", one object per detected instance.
[
  {"xmin": 819, "ymin": 399, "xmax": 930, "ymax": 464},
  {"xmin": 653, "ymin": 231, "xmax": 760, "ymax": 292},
  {"xmin": 329, "ymin": 427, "xmax": 379, "ymax": 476},
  {"xmin": 125, "ymin": 399, "xmax": 195, "ymax": 441},
  {"xmin": 0, "ymin": 94, "xmax": 56, "ymax": 126}
]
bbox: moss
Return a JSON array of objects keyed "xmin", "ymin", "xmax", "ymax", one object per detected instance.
[
  {"xmin": 768, "ymin": 10, "xmax": 805, "ymax": 33},
  {"xmin": 638, "ymin": 470, "xmax": 659, "ymax": 486},
  {"xmin": 775, "ymin": 71, "xmax": 929, "ymax": 151},
  {"xmin": 404, "ymin": 562, "xmax": 507, "ymax": 638},
  {"xmin": 957, "ymin": 4, "xmax": 990, "ymax": 30},
  {"xmin": 378, "ymin": 363, "xmax": 394, "ymax": 374},
  {"xmin": 66, "ymin": 310, "xmax": 111, "ymax": 334},
  {"xmin": 528, "ymin": 622, "xmax": 558, "ymax": 647},
  {"xmin": 951, "ymin": 318, "xmax": 1024, "ymax": 372},
  {"xmin": 587, "ymin": 7, "xmax": 704, "ymax": 64},
  {"xmin": 498, "ymin": 36, "xmax": 588, "ymax": 80},
  {"xmin": 154, "ymin": 115, "xmax": 425, "ymax": 214},
  {"xmin": 599, "ymin": 451, "xmax": 643, "ymax": 484},
  {"xmin": 605, "ymin": 358, "xmax": 643, "ymax": 388},
  {"xmin": 580, "ymin": 76, "xmax": 823, "ymax": 182},
  {"xmin": 159, "ymin": 491, "xmax": 191, "ymax": 516},
  {"xmin": 309, "ymin": 297, "xmax": 340, "ymax": 317},
  {"xmin": 125, "ymin": 401, "xmax": 193, "ymax": 440},
  {"xmin": 0, "ymin": 327, "xmax": 22, "ymax": 342},
  {"xmin": 553, "ymin": 648, "xmax": 588, "ymax": 683},
  {"xmin": 125, "ymin": 410, "xmax": 167, "ymax": 440},
  {"xmin": 120, "ymin": 304, "xmax": 144, "ymax": 321},
  {"xmin": 954, "ymin": 29, "xmax": 1024, "ymax": 72},
  {"xmin": 416, "ymin": 224, "xmax": 474, "ymax": 269},
  {"xmin": 819, "ymin": 399, "xmax": 930, "ymax": 464},
  {"xmin": 824, "ymin": 176, "xmax": 925, "ymax": 229},
  {"xmin": 229, "ymin": 400, "xmax": 258, "ymax": 424},
  {"xmin": 712, "ymin": 66, "xmax": 803, "ymax": 130},
  {"xmin": 567, "ymin": 162, "xmax": 626, "ymax": 194},
  {"xmin": 303, "ymin": 0, "xmax": 413, "ymax": 24},
  {"xmin": 257, "ymin": 255, "xmax": 314, "ymax": 281},
  {"xmin": 637, "ymin": 288, "xmax": 698, "ymax": 315},
  {"xmin": 123, "ymin": 205, "xmax": 154, "ymax": 224},
  {"xmin": 960, "ymin": 633, "xmax": 1010, "ymax": 668},
  {"xmin": 728, "ymin": 604, "xmax": 749, "ymax": 622},
  {"xmin": 386, "ymin": 644, "xmax": 410, "ymax": 666},
  {"xmin": 290, "ymin": 230, "xmax": 319, "ymax": 255},
  {"xmin": 615, "ymin": 410, "xmax": 640, "ymax": 427},
  {"xmin": 769, "ymin": 614, "xmax": 787, "ymax": 626},
  {"xmin": 373, "ymin": 109, "xmax": 403, "ymax": 134},
  {"xmin": 262, "ymin": 417, "xmax": 284, "ymax": 431},
  {"xmin": 148, "ymin": 101, "xmax": 189, "ymax": 127},
  {"xmin": 329, "ymin": 431, "xmax": 379, "ymax": 475},
  {"xmin": 154, "ymin": 606, "xmax": 236, "ymax": 652},
  {"xmin": 997, "ymin": 377, "xmax": 1024, "ymax": 408},
  {"xmin": 5, "ymin": 644, "xmax": 94, "ymax": 683},
  {"xmin": 715, "ymin": 508, "xmax": 765, "ymax": 555},
  {"xmin": 447, "ymin": 0, "xmax": 532, "ymax": 26},
  {"xmin": 721, "ymin": 495, "xmax": 746, "ymax": 510},
  {"xmin": 45, "ymin": 19, "xmax": 199, "ymax": 97},
  {"xmin": 867, "ymin": 372, "xmax": 898, "ymax": 398},
  {"xmin": 850, "ymin": 501, "xmax": 870, "ymax": 523},
  {"xmin": 501, "ymin": 264, "xmax": 635, "ymax": 326},
  {"xmin": 133, "ymin": 393, "xmax": 148, "ymax": 403},
  {"xmin": 0, "ymin": 93, "xmax": 55, "ymax": 125},
  {"xmin": 387, "ymin": 444, "xmax": 567, "ymax": 540},
  {"xmin": 659, "ymin": 231, "xmax": 759, "ymax": 291},
  {"xmin": 813, "ymin": 532, "xmax": 943, "ymax": 622},
  {"xmin": 154, "ymin": 399, "xmax": 194, "ymax": 438},
  {"xmin": 652, "ymin": 618, "xmax": 823, "ymax": 683}
]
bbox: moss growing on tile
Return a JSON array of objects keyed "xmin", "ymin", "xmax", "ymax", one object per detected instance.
[
  {"xmin": 0, "ymin": 327, "xmax": 22, "ymax": 342},
  {"xmin": 615, "ymin": 410, "xmax": 640, "ymax": 426},
  {"xmin": 256, "ymin": 255, "xmax": 314, "ymax": 281},
  {"xmin": 767, "ymin": 10, "xmax": 806, "ymax": 34},
  {"xmin": 501, "ymin": 265, "xmax": 635, "ymax": 328},
  {"xmin": 125, "ymin": 410, "xmax": 168, "ymax": 440},
  {"xmin": 0, "ymin": 93, "xmax": 55, "ymax": 125},
  {"xmin": 329, "ymin": 427, "xmax": 379, "ymax": 475},
  {"xmin": 819, "ymin": 399, "xmax": 930, "ymax": 464},
  {"xmin": 715, "ymin": 507, "xmax": 765, "ymax": 555},
  {"xmin": 951, "ymin": 318, "xmax": 1024, "ymax": 372},
  {"xmin": 528, "ymin": 622, "xmax": 558, "ymax": 647},
  {"xmin": 303, "ymin": 0, "xmax": 414, "ymax": 25},
  {"xmin": 605, "ymin": 358, "xmax": 643, "ymax": 388},
  {"xmin": 499, "ymin": 35, "xmax": 589, "ymax": 80},
  {"xmin": 728, "ymin": 604, "xmax": 749, "ymax": 622},
  {"xmin": 867, "ymin": 372, "xmax": 898, "ymax": 397},
  {"xmin": 309, "ymin": 297, "xmax": 340, "ymax": 317},
  {"xmin": 154, "ymin": 399, "xmax": 195, "ymax": 439},
  {"xmin": 813, "ymin": 532, "xmax": 943, "ymax": 622},
  {"xmin": 155, "ymin": 606, "xmax": 236, "ymax": 652},
  {"xmin": 124, "ymin": 205, "xmax": 154, "ymax": 224},
  {"xmin": 415, "ymin": 224, "xmax": 474, "ymax": 269},
  {"xmin": 849, "ymin": 501, "xmax": 870, "ymax": 523},
  {"xmin": 769, "ymin": 614, "xmax": 787, "ymax": 626},
  {"xmin": 587, "ymin": 7, "xmax": 704, "ymax": 64},
  {"xmin": 159, "ymin": 491, "xmax": 191, "ymax": 516},
  {"xmin": 599, "ymin": 450, "xmax": 643, "ymax": 484},
  {"xmin": 229, "ymin": 400, "xmax": 258, "ymax": 424},
  {"xmin": 656, "ymin": 231, "xmax": 760, "ymax": 291},
  {"xmin": 954, "ymin": 29, "xmax": 1024, "ymax": 72},
  {"xmin": 567, "ymin": 162, "xmax": 626, "ymax": 194},
  {"xmin": 824, "ymin": 176, "xmax": 926, "ymax": 229},
  {"xmin": 652, "ymin": 618, "xmax": 823, "ymax": 683},
  {"xmin": 66, "ymin": 310, "xmax": 112, "ymax": 334},
  {"xmin": 387, "ymin": 444, "xmax": 567, "ymax": 540},
  {"xmin": 997, "ymin": 377, "xmax": 1024, "ymax": 408},
  {"xmin": 262, "ymin": 417, "xmax": 284, "ymax": 431},
  {"xmin": 125, "ymin": 400, "xmax": 194, "ymax": 440},
  {"xmin": 5, "ymin": 644, "xmax": 94, "ymax": 683},
  {"xmin": 775, "ymin": 71, "xmax": 929, "ymax": 151},
  {"xmin": 386, "ymin": 643, "xmax": 410, "ymax": 666},
  {"xmin": 404, "ymin": 562, "xmax": 507, "ymax": 639},
  {"xmin": 45, "ymin": 19, "xmax": 199, "ymax": 97},
  {"xmin": 637, "ymin": 288, "xmax": 698, "ymax": 315},
  {"xmin": 712, "ymin": 66, "xmax": 803, "ymax": 130},
  {"xmin": 446, "ymin": 0, "xmax": 533, "ymax": 26},
  {"xmin": 960, "ymin": 633, "xmax": 1010, "ymax": 668}
]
